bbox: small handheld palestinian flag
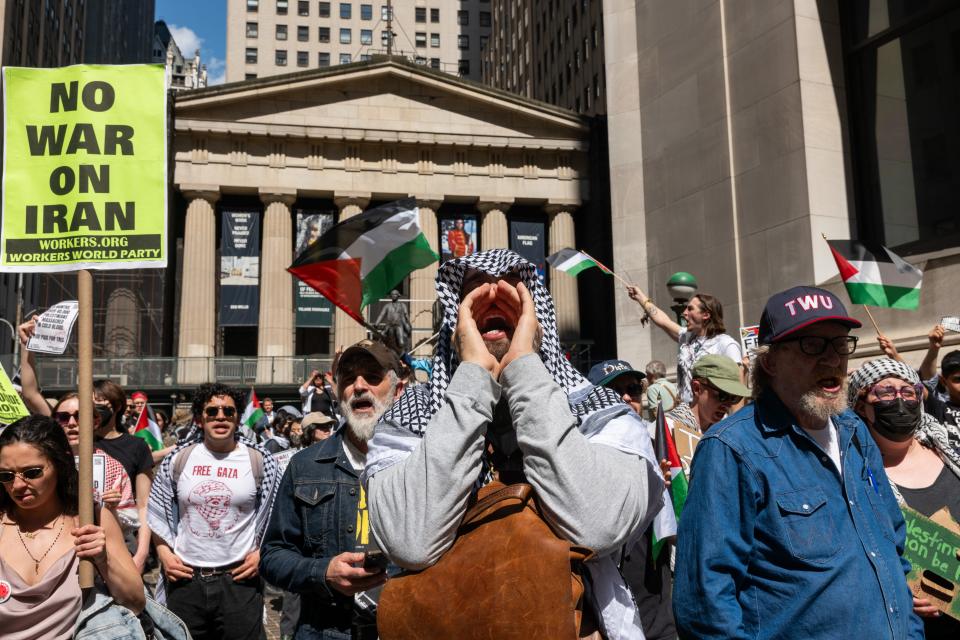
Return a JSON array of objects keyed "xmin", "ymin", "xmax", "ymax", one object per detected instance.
[
  {"xmin": 651, "ymin": 400, "xmax": 688, "ymax": 561},
  {"xmin": 288, "ymin": 198, "xmax": 439, "ymax": 323},
  {"xmin": 240, "ymin": 388, "xmax": 264, "ymax": 440},
  {"xmin": 546, "ymin": 248, "xmax": 612, "ymax": 276},
  {"xmin": 827, "ymin": 240, "xmax": 922, "ymax": 310},
  {"xmin": 133, "ymin": 405, "xmax": 163, "ymax": 452}
]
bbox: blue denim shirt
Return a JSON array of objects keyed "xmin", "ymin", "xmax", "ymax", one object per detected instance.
[
  {"xmin": 673, "ymin": 393, "xmax": 923, "ymax": 640},
  {"xmin": 259, "ymin": 430, "xmax": 362, "ymax": 633}
]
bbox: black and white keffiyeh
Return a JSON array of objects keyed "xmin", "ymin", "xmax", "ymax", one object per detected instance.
[{"xmin": 380, "ymin": 248, "xmax": 627, "ymax": 435}]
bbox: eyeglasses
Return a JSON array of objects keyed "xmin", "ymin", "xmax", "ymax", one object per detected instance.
[
  {"xmin": 0, "ymin": 467, "xmax": 45, "ymax": 483},
  {"xmin": 54, "ymin": 411, "xmax": 80, "ymax": 425},
  {"xmin": 705, "ymin": 384, "xmax": 742, "ymax": 404},
  {"xmin": 778, "ymin": 335, "xmax": 858, "ymax": 356},
  {"xmin": 870, "ymin": 383, "xmax": 923, "ymax": 402},
  {"xmin": 204, "ymin": 406, "xmax": 237, "ymax": 418}
]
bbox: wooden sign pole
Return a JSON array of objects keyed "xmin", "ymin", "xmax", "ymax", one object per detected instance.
[{"xmin": 77, "ymin": 269, "xmax": 94, "ymax": 588}]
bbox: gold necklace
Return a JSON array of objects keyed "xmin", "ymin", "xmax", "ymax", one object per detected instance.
[{"xmin": 16, "ymin": 516, "xmax": 64, "ymax": 574}]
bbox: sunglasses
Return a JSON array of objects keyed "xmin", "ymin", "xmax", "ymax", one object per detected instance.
[
  {"xmin": 0, "ymin": 467, "xmax": 45, "ymax": 483},
  {"xmin": 204, "ymin": 406, "xmax": 237, "ymax": 418},
  {"xmin": 612, "ymin": 383, "xmax": 644, "ymax": 398},
  {"xmin": 706, "ymin": 384, "xmax": 742, "ymax": 404},
  {"xmin": 54, "ymin": 411, "xmax": 80, "ymax": 424}
]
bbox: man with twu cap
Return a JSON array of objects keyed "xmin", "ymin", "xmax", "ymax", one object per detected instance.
[{"xmin": 674, "ymin": 286, "xmax": 923, "ymax": 639}]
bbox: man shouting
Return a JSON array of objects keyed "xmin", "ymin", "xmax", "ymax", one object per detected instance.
[{"xmin": 364, "ymin": 249, "xmax": 664, "ymax": 639}]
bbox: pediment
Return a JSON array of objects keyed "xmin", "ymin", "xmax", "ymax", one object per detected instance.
[{"xmin": 175, "ymin": 59, "xmax": 587, "ymax": 145}]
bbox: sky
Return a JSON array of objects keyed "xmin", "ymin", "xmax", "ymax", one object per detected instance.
[{"xmin": 155, "ymin": 0, "xmax": 228, "ymax": 85}]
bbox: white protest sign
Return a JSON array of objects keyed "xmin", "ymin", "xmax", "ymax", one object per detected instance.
[
  {"xmin": 271, "ymin": 448, "xmax": 297, "ymax": 477},
  {"xmin": 28, "ymin": 300, "xmax": 79, "ymax": 354},
  {"xmin": 740, "ymin": 325, "xmax": 760, "ymax": 354},
  {"xmin": 75, "ymin": 453, "xmax": 107, "ymax": 498},
  {"xmin": 941, "ymin": 317, "xmax": 960, "ymax": 334}
]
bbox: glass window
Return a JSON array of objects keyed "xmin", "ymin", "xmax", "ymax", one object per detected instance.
[
  {"xmin": 318, "ymin": 51, "xmax": 330, "ymax": 66},
  {"xmin": 360, "ymin": 53, "xmax": 371, "ymax": 61},
  {"xmin": 430, "ymin": 33, "xmax": 440, "ymax": 47},
  {"xmin": 415, "ymin": 55, "xmax": 427, "ymax": 65},
  {"xmin": 247, "ymin": 0, "xmax": 259, "ymax": 11},
  {"xmin": 360, "ymin": 29, "xmax": 372, "ymax": 45},
  {"xmin": 246, "ymin": 22, "xmax": 259, "ymax": 37},
  {"xmin": 318, "ymin": 26, "xmax": 330, "ymax": 42},
  {"xmin": 430, "ymin": 8, "xmax": 439, "ymax": 22},
  {"xmin": 430, "ymin": 57, "xmax": 440, "ymax": 69},
  {"xmin": 245, "ymin": 47, "xmax": 258, "ymax": 63},
  {"xmin": 245, "ymin": 72, "xmax": 258, "ymax": 79},
  {"xmin": 297, "ymin": 50, "xmax": 309, "ymax": 66},
  {"xmin": 298, "ymin": 0, "xmax": 309, "ymax": 15},
  {"xmin": 458, "ymin": 59, "xmax": 470, "ymax": 76},
  {"xmin": 458, "ymin": 10, "xmax": 469, "ymax": 26},
  {"xmin": 276, "ymin": 24, "xmax": 287, "ymax": 40},
  {"xmin": 381, "ymin": 30, "xmax": 390, "ymax": 46},
  {"xmin": 277, "ymin": 0, "xmax": 288, "ymax": 15},
  {"xmin": 415, "ymin": 32, "xmax": 426, "ymax": 47},
  {"xmin": 360, "ymin": 3, "xmax": 372, "ymax": 20},
  {"xmin": 415, "ymin": 7, "xmax": 426, "ymax": 23},
  {"xmin": 318, "ymin": 1, "xmax": 330, "ymax": 17},
  {"xmin": 340, "ymin": 2, "xmax": 351, "ymax": 18},
  {"xmin": 340, "ymin": 28, "xmax": 351, "ymax": 44},
  {"xmin": 339, "ymin": 53, "xmax": 351, "ymax": 64},
  {"xmin": 297, "ymin": 25, "xmax": 308, "ymax": 41},
  {"xmin": 458, "ymin": 34, "xmax": 469, "ymax": 49},
  {"xmin": 275, "ymin": 49, "xmax": 287, "ymax": 65},
  {"xmin": 480, "ymin": 11, "xmax": 491, "ymax": 27},
  {"xmin": 381, "ymin": 5, "xmax": 391, "ymax": 21}
]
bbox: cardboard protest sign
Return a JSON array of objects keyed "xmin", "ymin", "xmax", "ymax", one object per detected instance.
[
  {"xmin": 1, "ymin": 65, "xmax": 167, "ymax": 272},
  {"xmin": 27, "ymin": 300, "xmax": 79, "ymax": 355},
  {"xmin": 941, "ymin": 317, "xmax": 960, "ymax": 334},
  {"xmin": 271, "ymin": 448, "xmax": 297, "ymax": 477},
  {"xmin": 902, "ymin": 505, "xmax": 960, "ymax": 621},
  {"xmin": 672, "ymin": 423, "xmax": 702, "ymax": 473},
  {"xmin": 0, "ymin": 364, "xmax": 29, "ymax": 425},
  {"xmin": 740, "ymin": 325, "xmax": 759, "ymax": 354},
  {"xmin": 74, "ymin": 453, "xmax": 107, "ymax": 499}
]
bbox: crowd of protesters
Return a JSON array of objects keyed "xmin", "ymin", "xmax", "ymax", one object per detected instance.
[{"xmin": 1, "ymin": 249, "xmax": 958, "ymax": 639}]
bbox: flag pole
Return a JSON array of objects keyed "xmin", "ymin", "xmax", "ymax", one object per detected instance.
[
  {"xmin": 578, "ymin": 250, "xmax": 631, "ymax": 288},
  {"xmin": 820, "ymin": 233, "xmax": 883, "ymax": 335},
  {"xmin": 77, "ymin": 269, "xmax": 94, "ymax": 589}
]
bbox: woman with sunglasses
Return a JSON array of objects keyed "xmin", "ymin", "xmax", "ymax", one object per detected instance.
[
  {"xmin": 849, "ymin": 358, "xmax": 960, "ymax": 639},
  {"xmin": 0, "ymin": 415, "xmax": 145, "ymax": 640}
]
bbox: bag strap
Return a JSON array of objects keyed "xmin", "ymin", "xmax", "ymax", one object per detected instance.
[
  {"xmin": 462, "ymin": 483, "xmax": 532, "ymax": 526},
  {"xmin": 247, "ymin": 446, "xmax": 264, "ymax": 487},
  {"xmin": 171, "ymin": 442, "xmax": 199, "ymax": 490}
]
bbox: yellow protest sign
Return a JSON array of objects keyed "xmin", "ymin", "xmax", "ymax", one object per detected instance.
[
  {"xmin": 0, "ymin": 365, "xmax": 29, "ymax": 425},
  {"xmin": 0, "ymin": 64, "xmax": 167, "ymax": 272}
]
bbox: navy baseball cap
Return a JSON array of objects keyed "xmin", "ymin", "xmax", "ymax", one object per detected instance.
[
  {"xmin": 588, "ymin": 359, "xmax": 645, "ymax": 387},
  {"xmin": 759, "ymin": 286, "xmax": 861, "ymax": 344}
]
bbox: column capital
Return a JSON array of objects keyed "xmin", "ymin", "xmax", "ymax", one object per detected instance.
[
  {"xmin": 179, "ymin": 184, "xmax": 220, "ymax": 204},
  {"xmin": 259, "ymin": 187, "xmax": 297, "ymax": 207},
  {"xmin": 545, "ymin": 200, "xmax": 580, "ymax": 216},
  {"xmin": 334, "ymin": 191, "xmax": 372, "ymax": 210},
  {"xmin": 415, "ymin": 196, "xmax": 444, "ymax": 211},
  {"xmin": 476, "ymin": 200, "xmax": 512, "ymax": 215}
]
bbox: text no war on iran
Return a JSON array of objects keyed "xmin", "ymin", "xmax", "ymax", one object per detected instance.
[{"xmin": 0, "ymin": 65, "xmax": 167, "ymax": 272}]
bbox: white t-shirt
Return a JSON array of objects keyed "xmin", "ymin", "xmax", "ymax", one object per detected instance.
[
  {"xmin": 677, "ymin": 329, "xmax": 742, "ymax": 404},
  {"xmin": 174, "ymin": 443, "xmax": 258, "ymax": 567},
  {"xmin": 801, "ymin": 418, "xmax": 842, "ymax": 472}
]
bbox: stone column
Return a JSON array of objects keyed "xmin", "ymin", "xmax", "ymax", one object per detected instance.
[
  {"xmin": 332, "ymin": 193, "xmax": 371, "ymax": 350},
  {"xmin": 547, "ymin": 204, "xmax": 580, "ymax": 341},
  {"xmin": 478, "ymin": 201, "xmax": 510, "ymax": 250},
  {"xmin": 257, "ymin": 189, "xmax": 297, "ymax": 384},
  {"xmin": 177, "ymin": 187, "xmax": 219, "ymax": 384},
  {"xmin": 408, "ymin": 197, "xmax": 442, "ymax": 356}
]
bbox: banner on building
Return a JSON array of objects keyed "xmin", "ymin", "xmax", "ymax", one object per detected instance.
[
  {"xmin": 28, "ymin": 300, "xmax": 80, "ymax": 355},
  {"xmin": 439, "ymin": 215, "xmax": 478, "ymax": 262},
  {"xmin": 509, "ymin": 220, "xmax": 546, "ymax": 284},
  {"xmin": 220, "ymin": 211, "xmax": 260, "ymax": 326},
  {"xmin": 294, "ymin": 211, "xmax": 335, "ymax": 327},
  {"xmin": 0, "ymin": 64, "xmax": 167, "ymax": 272}
]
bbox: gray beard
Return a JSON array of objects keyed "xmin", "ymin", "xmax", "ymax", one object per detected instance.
[
  {"xmin": 342, "ymin": 384, "xmax": 397, "ymax": 444},
  {"xmin": 797, "ymin": 385, "xmax": 849, "ymax": 424}
]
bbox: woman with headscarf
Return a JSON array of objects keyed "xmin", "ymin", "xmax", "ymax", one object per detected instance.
[{"xmin": 849, "ymin": 358, "xmax": 960, "ymax": 639}]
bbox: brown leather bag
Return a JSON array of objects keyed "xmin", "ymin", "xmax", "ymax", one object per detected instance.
[{"xmin": 377, "ymin": 481, "xmax": 594, "ymax": 640}]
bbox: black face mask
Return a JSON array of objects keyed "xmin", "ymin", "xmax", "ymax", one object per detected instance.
[
  {"xmin": 95, "ymin": 405, "xmax": 114, "ymax": 427},
  {"xmin": 871, "ymin": 398, "xmax": 922, "ymax": 442}
]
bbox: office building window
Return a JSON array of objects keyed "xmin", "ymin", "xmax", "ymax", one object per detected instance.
[
  {"xmin": 381, "ymin": 5, "xmax": 392, "ymax": 20},
  {"xmin": 381, "ymin": 30, "xmax": 390, "ymax": 46},
  {"xmin": 245, "ymin": 73, "xmax": 258, "ymax": 79},
  {"xmin": 480, "ymin": 35, "xmax": 488, "ymax": 51},
  {"xmin": 430, "ymin": 57, "xmax": 440, "ymax": 69},
  {"xmin": 360, "ymin": 29, "xmax": 372, "ymax": 45},
  {"xmin": 340, "ymin": 2, "xmax": 351, "ymax": 18},
  {"xmin": 246, "ymin": 22, "xmax": 259, "ymax": 37},
  {"xmin": 297, "ymin": 25, "xmax": 308, "ymax": 41},
  {"xmin": 276, "ymin": 49, "xmax": 287, "ymax": 65},
  {"xmin": 276, "ymin": 24, "xmax": 287, "ymax": 40},
  {"xmin": 339, "ymin": 53, "xmax": 351, "ymax": 64},
  {"xmin": 298, "ymin": 0, "xmax": 309, "ymax": 15},
  {"xmin": 415, "ymin": 32, "xmax": 426, "ymax": 48},
  {"xmin": 415, "ymin": 7, "xmax": 426, "ymax": 23},
  {"xmin": 247, "ymin": 0, "xmax": 258, "ymax": 11},
  {"xmin": 245, "ymin": 47, "xmax": 258, "ymax": 63},
  {"xmin": 319, "ymin": 26, "xmax": 330, "ymax": 42},
  {"xmin": 458, "ymin": 34, "xmax": 469, "ymax": 49},
  {"xmin": 458, "ymin": 59, "xmax": 470, "ymax": 75},
  {"xmin": 319, "ymin": 1, "xmax": 330, "ymax": 17},
  {"xmin": 297, "ymin": 50, "xmax": 309, "ymax": 66},
  {"xmin": 360, "ymin": 3, "xmax": 372, "ymax": 20},
  {"xmin": 480, "ymin": 11, "xmax": 491, "ymax": 27},
  {"xmin": 318, "ymin": 51, "xmax": 330, "ymax": 66},
  {"xmin": 458, "ymin": 10, "xmax": 469, "ymax": 25},
  {"xmin": 430, "ymin": 8, "xmax": 439, "ymax": 22},
  {"xmin": 360, "ymin": 54, "xmax": 371, "ymax": 61},
  {"xmin": 415, "ymin": 55, "xmax": 427, "ymax": 65},
  {"xmin": 430, "ymin": 33, "xmax": 439, "ymax": 47},
  {"xmin": 340, "ymin": 28, "xmax": 351, "ymax": 43},
  {"xmin": 277, "ymin": 0, "xmax": 288, "ymax": 15}
]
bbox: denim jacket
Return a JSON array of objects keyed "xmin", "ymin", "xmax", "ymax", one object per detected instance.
[
  {"xmin": 673, "ymin": 392, "xmax": 923, "ymax": 640},
  {"xmin": 74, "ymin": 590, "xmax": 190, "ymax": 640},
  {"xmin": 259, "ymin": 430, "xmax": 363, "ymax": 633}
]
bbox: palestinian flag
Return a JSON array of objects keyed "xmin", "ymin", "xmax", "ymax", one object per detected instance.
[
  {"xmin": 288, "ymin": 198, "xmax": 439, "ymax": 323},
  {"xmin": 133, "ymin": 405, "xmax": 163, "ymax": 451},
  {"xmin": 651, "ymin": 401, "xmax": 688, "ymax": 561},
  {"xmin": 240, "ymin": 388, "xmax": 264, "ymax": 439},
  {"xmin": 827, "ymin": 240, "xmax": 922, "ymax": 309},
  {"xmin": 546, "ymin": 248, "xmax": 612, "ymax": 276}
]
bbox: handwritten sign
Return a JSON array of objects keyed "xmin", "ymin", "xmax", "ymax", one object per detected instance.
[
  {"xmin": 27, "ymin": 300, "xmax": 79, "ymax": 354},
  {"xmin": 941, "ymin": 317, "xmax": 960, "ymax": 334},
  {"xmin": 0, "ymin": 364, "xmax": 29, "ymax": 425},
  {"xmin": 271, "ymin": 448, "xmax": 297, "ymax": 477},
  {"xmin": 902, "ymin": 505, "xmax": 960, "ymax": 621},
  {"xmin": 75, "ymin": 453, "xmax": 107, "ymax": 498}
]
